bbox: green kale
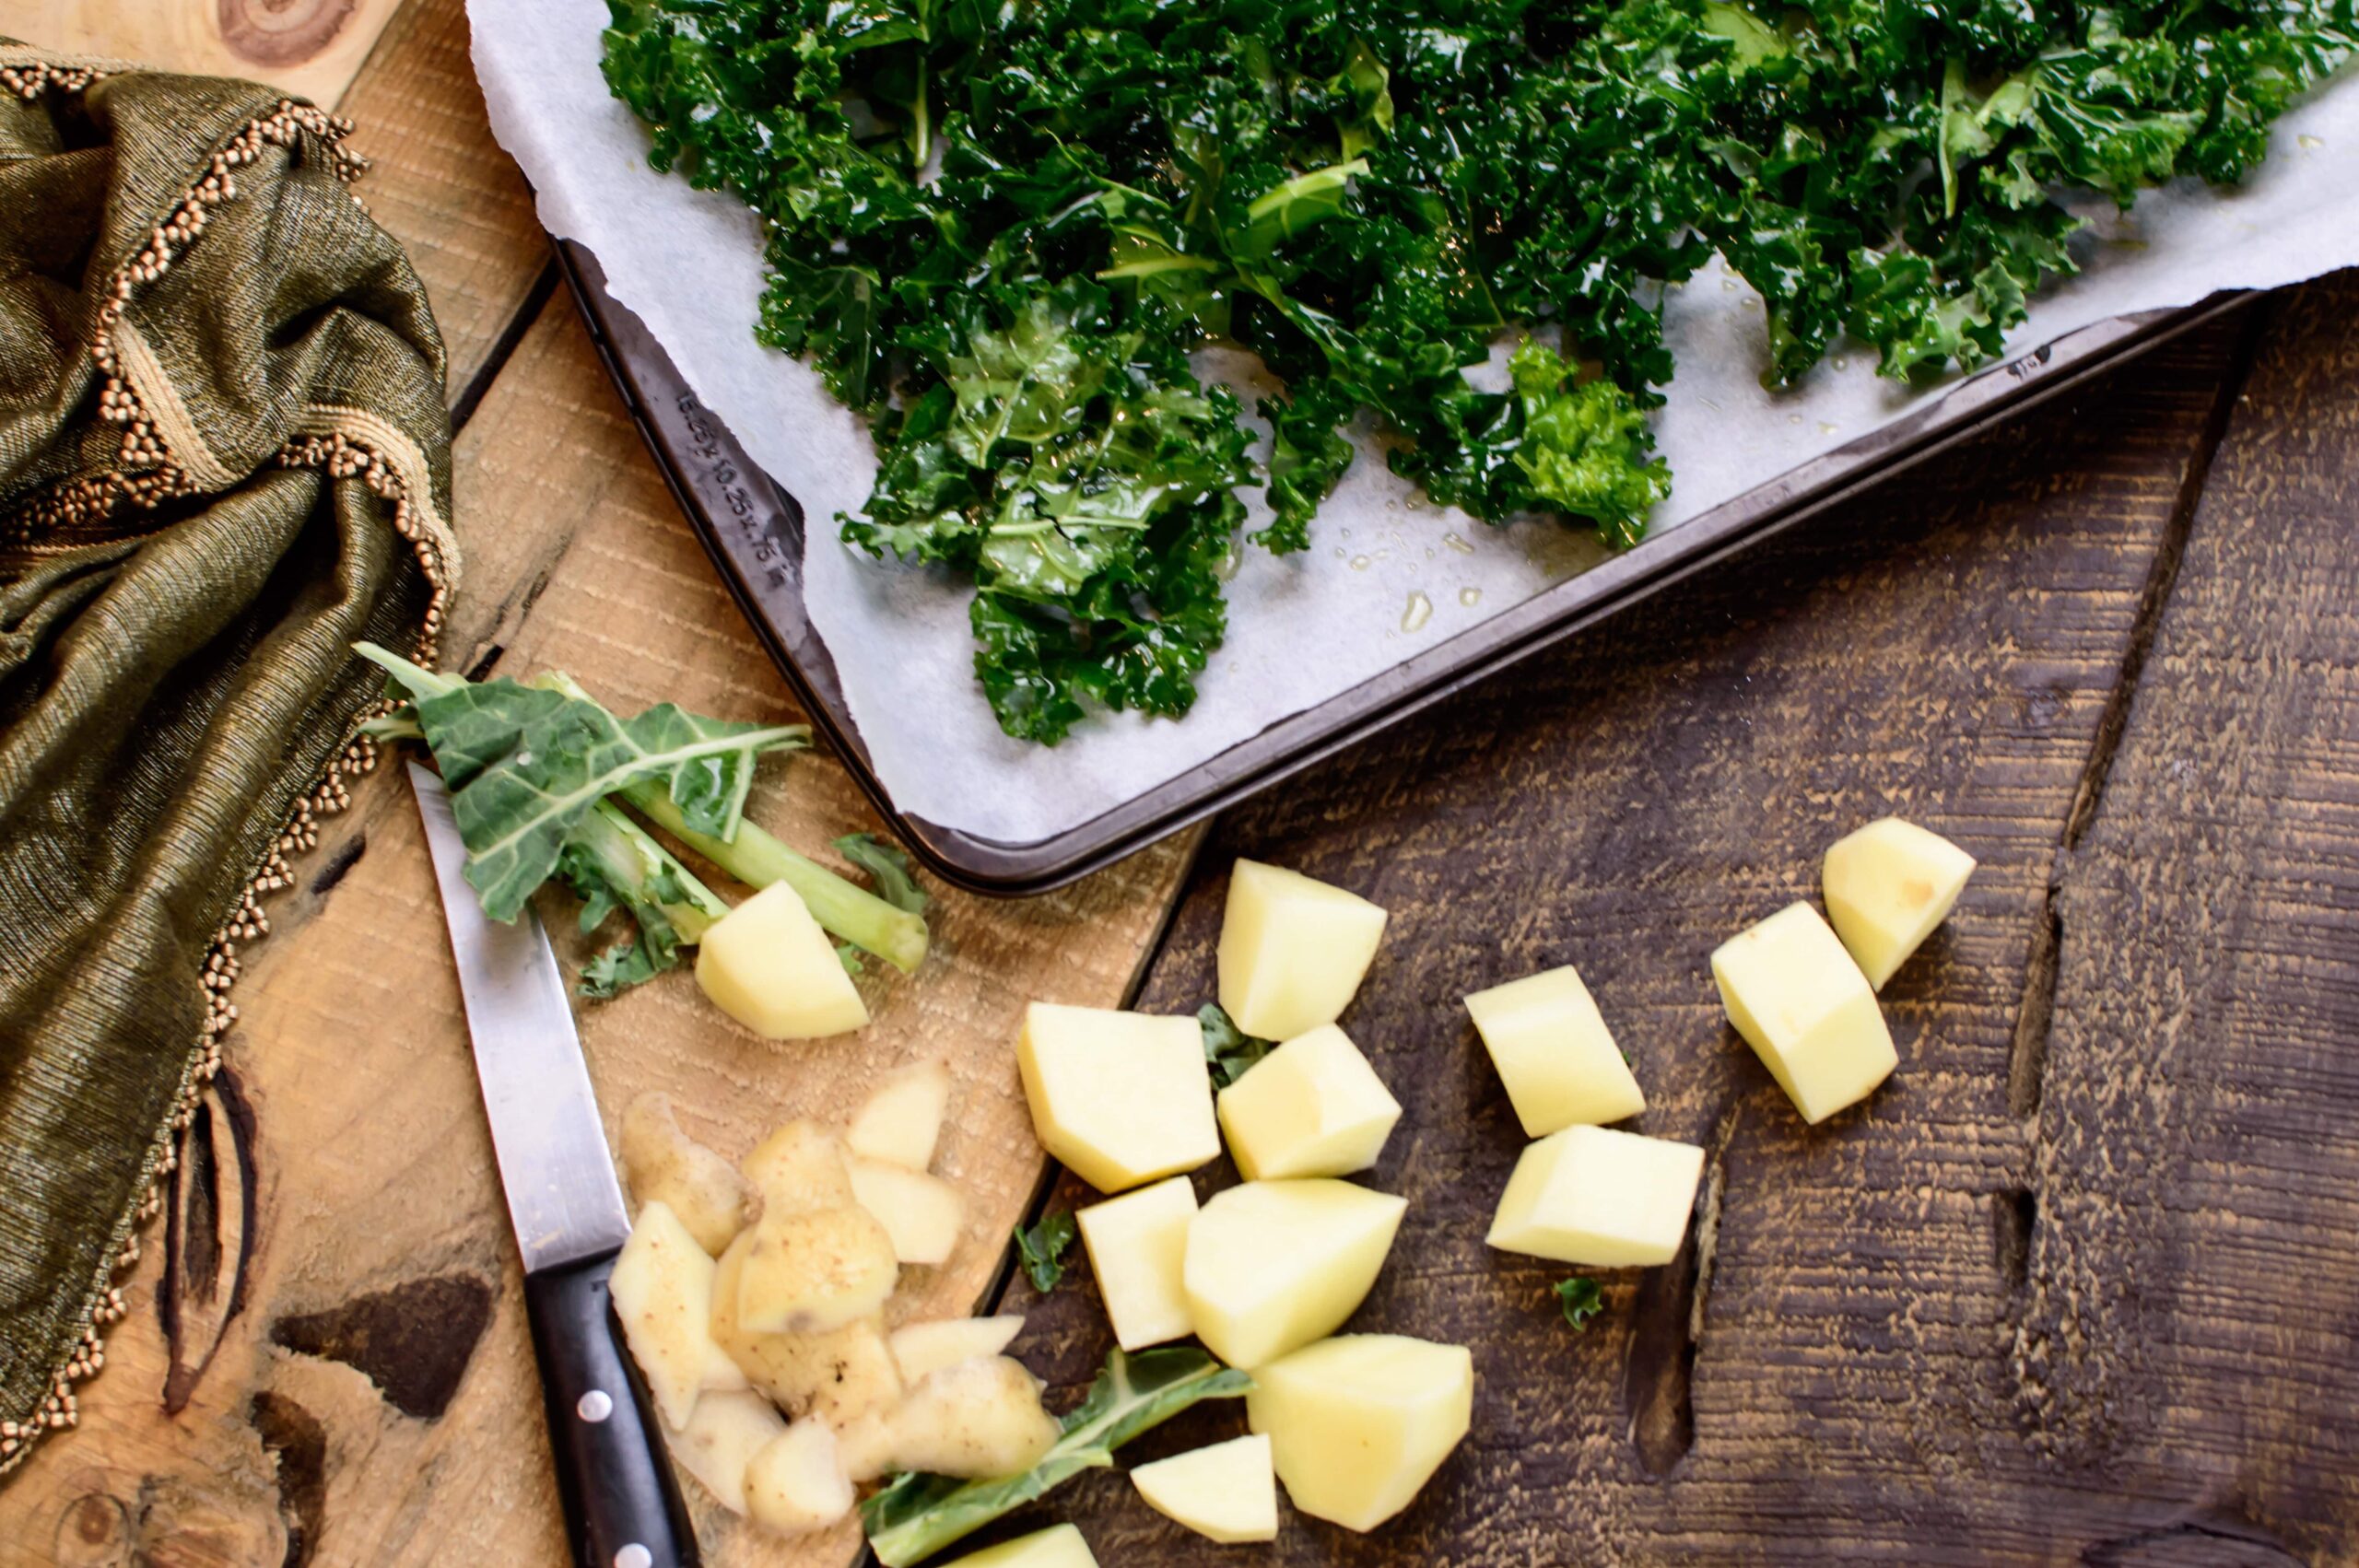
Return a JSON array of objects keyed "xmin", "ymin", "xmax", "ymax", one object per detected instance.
[
  {"xmin": 830, "ymin": 831, "xmax": 931, "ymax": 972},
  {"xmin": 1199, "ymin": 1001, "xmax": 1276, "ymax": 1090},
  {"xmin": 1014, "ymin": 1211, "xmax": 1077, "ymax": 1293},
  {"xmin": 1555, "ymin": 1274, "xmax": 1607, "ymax": 1330},
  {"xmin": 604, "ymin": 0, "xmax": 2352, "ymax": 741},
  {"xmin": 863, "ymin": 1346, "xmax": 1252, "ymax": 1565}
]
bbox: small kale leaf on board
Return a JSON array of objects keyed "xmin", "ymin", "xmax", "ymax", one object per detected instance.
[{"xmin": 1199, "ymin": 1002, "xmax": 1275, "ymax": 1090}]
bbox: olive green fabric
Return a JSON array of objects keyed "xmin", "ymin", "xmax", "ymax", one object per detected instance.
[{"xmin": 0, "ymin": 46, "xmax": 453, "ymax": 1462}]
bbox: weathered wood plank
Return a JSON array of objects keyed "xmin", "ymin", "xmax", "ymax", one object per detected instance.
[
  {"xmin": 335, "ymin": 0, "xmax": 547, "ymax": 401},
  {"xmin": 992, "ymin": 315, "xmax": 2282, "ymax": 1562},
  {"xmin": 2017, "ymin": 269, "xmax": 2359, "ymax": 1562},
  {"xmin": 0, "ymin": 292, "xmax": 1197, "ymax": 1567},
  {"xmin": 12, "ymin": 0, "xmax": 407, "ymax": 109}
]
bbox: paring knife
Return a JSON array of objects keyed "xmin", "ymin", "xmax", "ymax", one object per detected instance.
[{"xmin": 409, "ymin": 762, "xmax": 698, "ymax": 1568}]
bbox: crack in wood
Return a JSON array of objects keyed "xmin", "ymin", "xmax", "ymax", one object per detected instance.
[
  {"xmin": 448, "ymin": 257, "xmax": 558, "ymax": 434},
  {"xmin": 249, "ymin": 1391, "xmax": 329, "ymax": 1568},
  {"xmin": 2082, "ymin": 1515, "xmax": 2308, "ymax": 1567},
  {"xmin": 1992, "ymin": 1185, "xmax": 2036, "ymax": 1296},
  {"xmin": 160, "ymin": 1065, "xmax": 262, "ymax": 1415},
  {"xmin": 1623, "ymin": 1100, "xmax": 1738, "ymax": 1475},
  {"xmin": 2005, "ymin": 303, "xmax": 2271, "ymax": 1124}
]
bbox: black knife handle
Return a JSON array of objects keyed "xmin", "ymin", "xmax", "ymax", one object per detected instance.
[{"xmin": 522, "ymin": 1251, "xmax": 701, "ymax": 1568}]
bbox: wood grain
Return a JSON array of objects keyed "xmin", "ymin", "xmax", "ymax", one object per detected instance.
[
  {"xmin": 335, "ymin": 0, "xmax": 546, "ymax": 401},
  {"xmin": 12, "ymin": 0, "xmax": 407, "ymax": 111},
  {"xmin": 0, "ymin": 48, "xmax": 1198, "ymax": 1568},
  {"xmin": 985, "ymin": 307, "xmax": 2356, "ymax": 1563},
  {"xmin": 2016, "ymin": 269, "xmax": 2359, "ymax": 1561}
]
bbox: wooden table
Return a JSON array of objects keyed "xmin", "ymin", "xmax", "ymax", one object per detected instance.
[{"xmin": 5, "ymin": 5, "xmax": 2356, "ymax": 1564}]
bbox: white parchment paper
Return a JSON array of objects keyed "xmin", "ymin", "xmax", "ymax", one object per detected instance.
[{"xmin": 471, "ymin": 0, "xmax": 2359, "ymax": 843}]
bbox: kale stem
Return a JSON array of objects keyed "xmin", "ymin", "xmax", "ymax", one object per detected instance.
[
  {"xmin": 578, "ymin": 799, "xmax": 725, "ymax": 940},
  {"xmin": 528, "ymin": 671, "xmax": 930, "ymax": 974},
  {"xmin": 617, "ymin": 780, "xmax": 929, "ymax": 973}
]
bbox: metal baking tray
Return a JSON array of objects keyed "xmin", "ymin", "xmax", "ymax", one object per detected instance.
[{"xmin": 557, "ymin": 239, "xmax": 2246, "ymax": 895}]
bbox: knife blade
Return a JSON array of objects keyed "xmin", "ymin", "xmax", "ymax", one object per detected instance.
[
  {"xmin": 410, "ymin": 759, "xmax": 629, "ymax": 1271},
  {"xmin": 409, "ymin": 760, "xmax": 698, "ymax": 1568}
]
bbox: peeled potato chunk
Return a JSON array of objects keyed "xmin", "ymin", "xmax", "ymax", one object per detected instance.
[
  {"xmin": 1485, "ymin": 1124, "xmax": 1703, "ymax": 1267},
  {"xmin": 1183, "ymin": 1178, "xmax": 1406, "ymax": 1369},
  {"xmin": 1247, "ymin": 1334, "xmax": 1473, "ymax": 1532},
  {"xmin": 1076, "ymin": 1175, "xmax": 1197, "ymax": 1352},
  {"xmin": 742, "ymin": 1120, "xmax": 859, "ymax": 1216},
  {"xmin": 666, "ymin": 1389, "xmax": 785, "ymax": 1515},
  {"xmin": 697, "ymin": 881, "xmax": 870, "ymax": 1040},
  {"xmin": 849, "ymin": 1158, "xmax": 966, "ymax": 1266},
  {"xmin": 710, "ymin": 1230, "xmax": 901, "ymax": 1424},
  {"xmin": 884, "ymin": 1355, "xmax": 1061, "ymax": 1479},
  {"xmin": 1711, "ymin": 901, "xmax": 1897, "ymax": 1124},
  {"xmin": 1016, "ymin": 1002, "xmax": 1219, "ymax": 1194},
  {"xmin": 612, "ymin": 1200, "xmax": 735, "ymax": 1429},
  {"xmin": 943, "ymin": 1525, "xmax": 1099, "ymax": 1568},
  {"xmin": 888, "ymin": 1314, "xmax": 1026, "ymax": 1387},
  {"xmin": 619, "ymin": 1093, "xmax": 753, "ymax": 1257},
  {"xmin": 1216, "ymin": 1023, "xmax": 1401, "ymax": 1180},
  {"xmin": 1216, "ymin": 860, "xmax": 1389, "ymax": 1042},
  {"xmin": 848, "ymin": 1059, "xmax": 953, "ymax": 1170},
  {"xmin": 745, "ymin": 1418, "xmax": 856, "ymax": 1535},
  {"xmin": 1822, "ymin": 816, "xmax": 1977, "ymax": 989},
  {"xmin": 1129, "ymin": 1433, "xmax": 1278, "ymax": 1544},
  {"xmin": 1461, "ymin": 965, "xmax": 1645, "ymax": 1136}
]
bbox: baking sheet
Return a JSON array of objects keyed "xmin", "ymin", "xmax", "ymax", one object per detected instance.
[{"xmin": 472, "ymin": 0, "xmax": 2359, "ymax": 844}]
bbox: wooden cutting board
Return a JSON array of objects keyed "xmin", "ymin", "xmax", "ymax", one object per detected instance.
[{"xmin": 0, "ymin": 4, "xmax": 1194, "ymax": 1563}]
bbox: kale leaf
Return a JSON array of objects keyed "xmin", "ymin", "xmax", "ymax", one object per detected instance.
[
  {"xmin": 1014, "ymin": 1210, "xmax": 1078, "ymax": 1294},
  {"xmin": 605, "ymin": 0, "xmax": 2350, "ymax": 741}
]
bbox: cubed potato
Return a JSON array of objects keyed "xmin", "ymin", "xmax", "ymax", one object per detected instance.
[
  {"xmin": 884, "ymin": 1355, "xmax": 1061, "ymax": 1479},
  {"xmin": 1461, "ymin": 965, "xmax": 1645, "ymax": 1135},
  {"xmin": 710, "ymin": 1230, "xmax": 901, "ymax": 1423},
  {"xmin": 888, "ymin": 1315, "xmax": 1026, "ymax": 1387},
  {"xmin": 1216, "ymin": 1023, "xmax": 1401, "ymax": 1181},
  {"xmin": 943, "ymin": 1525, "xmax": 1098, "ymax": 1568},
  {"xmin": 611, "ymin": 1200, "xmax": 735, "ymax": 1428},
  {"xmin": 1247, "ymin": 1334, "xmax": 1473, "ymax": 1532},
  {"xmin": 1485, "ymin": 1124, "xmax": 1703, "ymax": 1267},
  {"xmin": 1129, "ymin": 1433, "xmax": 1278, "ymax": 1544},
  {"xmin": 848, "ymin": 1158, "xmax": 966, "ymax": 1266},
  {"xmin": 1016, "ymin": 1002, "xmax": 1219, "ymax": 1194},
  {"xmin": 666, "ymin": 1389, "xmax": 785, "ymax": 1515},
  {"xmin": 1076, "ymin": 1176, "xmax": 1197, "ymax": 1352},
  {"xmin": 1822, "ymin": 817, "xmax": 1977, "ymax": 989},
  {"xmin": 744, "ymin": 1418, "xmax": 855, "ymax": 1535},
  {"xmin": 1183, "ymin": 1178, "xmax": 1406, "ymax": 1369},
  {"xmin": 742, "ymin": 1120, "xmax": 857, "ymax": 1216},
  {"xmin": 1216, "ymin": 860, "xmax": 1389, "ymax": 1041},
  {"xmin": 1711, "ymin": 902, "xmax": 1897, "ymax": 1123},
  {"xmin": 848, "ymin": 1059, "xmax": 954, "ymax": 1170},
  {"xmin": 697, "ymin": 881, "xmax": 870, "ymax": 1039},
  {"xmin": 620, "ymin": 1093, "xmax": 753, "ymax": 1256},
  {"xmin": 734, "ymin": 1203, "xmax": 899, "ymax": 1335}
]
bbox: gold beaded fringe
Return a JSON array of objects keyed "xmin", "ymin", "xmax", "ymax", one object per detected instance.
[{"xmin": 0, "ymin": 74, "xmax": 451, "ymax": 1479}]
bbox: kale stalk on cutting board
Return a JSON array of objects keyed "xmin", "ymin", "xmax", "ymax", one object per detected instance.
[{"xmin": 604, "ymin": 0, "xmax": 2353, "ymax": 742}]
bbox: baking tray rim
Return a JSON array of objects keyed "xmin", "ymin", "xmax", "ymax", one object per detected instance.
[{"xmin": 555, "ymin": 237, "xmax": 2249, "ymax": 896}]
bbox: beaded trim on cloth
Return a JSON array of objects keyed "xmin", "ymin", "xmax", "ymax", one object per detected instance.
[{"xmin": 0, "ymin": 64, "xmax": 456, "ymax": 1478}]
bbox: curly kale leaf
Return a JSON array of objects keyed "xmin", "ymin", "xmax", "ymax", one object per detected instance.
[{"xmin": 605, "ymin": 0, "xmax": 2351, "ymax": 740}]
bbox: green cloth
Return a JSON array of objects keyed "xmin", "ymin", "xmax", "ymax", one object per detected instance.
[{"xmin": 0, "ymin": 43, "xmax": 455, "ymax": 1466}]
